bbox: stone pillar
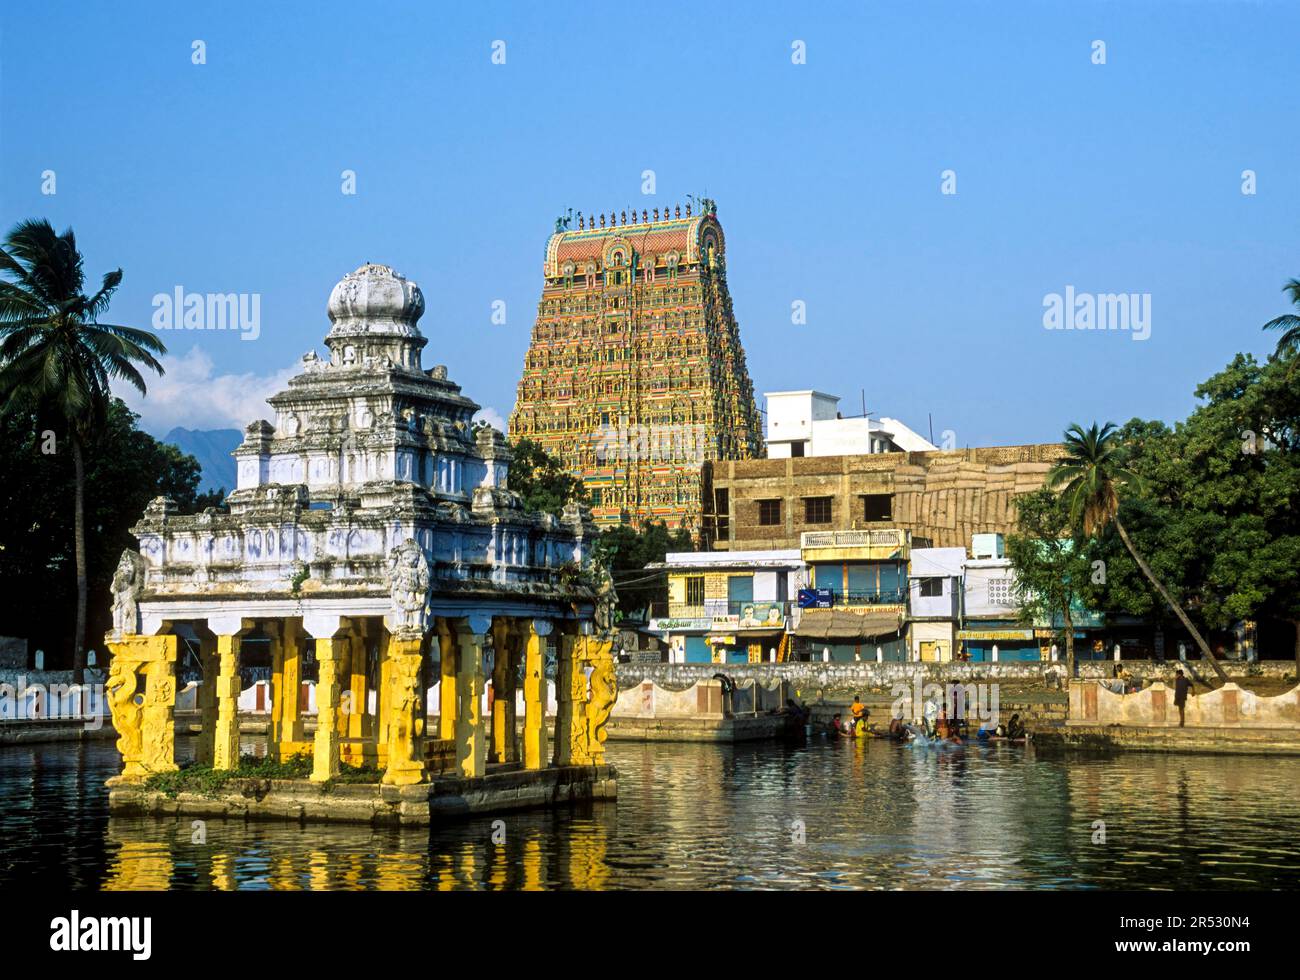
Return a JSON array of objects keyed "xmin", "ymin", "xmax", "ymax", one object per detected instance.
[
  {"xmin": 553, "ymin": 631, "xmax": 590, "ymax": 767},
  {"xmin": 490, "ymin": 617, "xmax": 517, "ymax": 764},
  {"xmin": 347, "ymin": 625, "xmax": 369, "ymax": 742},
  {"xmin": 105, "ymin": 633, "xmax": 179, "ymax": 783},
  {"xmin": 382, "ymin": 632, "xmax": 426, "ymax": 786},
  {"xmin": 277, "ymin": 619, "xmax": 305, "ymax": 756},
  {"xmin": 193, "ymin": 634, "xmax": 218, "ymax": 765},
  {"xmin": 374, "ymin": 629, "xmax": 392, "ymax": 751},
  {"xmin": 213, "ymin": 633, "xmax": 243, "ymax": 771},
  {"xmin": 437, "ymin": 618, "xmax": 457, "ymax": 741},
  {"xmin": 523, "ymin": 619, "xmax": 552, "ymax": 770},
  {"xmin": 306, "ymin": 615, "xmax": 342, "ymax": 783},
  {"xmin": 455, "ymin": 616, "xmax": 491, "ymax": 778}
]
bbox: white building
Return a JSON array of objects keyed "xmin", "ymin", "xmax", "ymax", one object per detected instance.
[{"xmin": 764, "ymin": 390, "xmax": 937, "ymax": 458}]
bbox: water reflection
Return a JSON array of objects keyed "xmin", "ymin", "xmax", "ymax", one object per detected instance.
[{"xmin": 4, "ymin": 737, "xmax": 1300, "ymax": 890}]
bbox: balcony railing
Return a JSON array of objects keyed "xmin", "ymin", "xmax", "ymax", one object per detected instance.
[{"xmin": 801, "ymin": 529, "xmax": 905, "ymax": 550}]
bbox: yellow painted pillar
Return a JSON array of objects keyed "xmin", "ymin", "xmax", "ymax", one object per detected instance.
[
  {"xmin": 553, "ymin": 632, "xmax": 590, "ymax": 767},
  {"xmin": 347, "ymin": 627, "xmax": 369, "ymax": 741},
  {"xmin": 374, "ymin": 628, "xmax": 392, "ymax": 751},
  {"xmin": 267, "ymin": 622, "xmax": 285, "ymax": 746},
  {"xmin": 213, "ymin": 633, "xmax": 243, "ymax": 771},
  {"xmin": 105, "ymin": 633, "xmax": 179, "ymax": 783},
  {"xmin": 523, "ymin": 619, "xmax": 551, "ymax": 770},
  {"xmin": 382, "ymin": 633, "xmax": 426, "ymax": 786},
  {"xmin": 455, "ymin": 619, "xmax": 489, "ymax": 778},
  {"xmin": 311, "ymin": 635, "xmax": 342, "ymax": 782},
  {"xmin": 490, "ymin": 617, "xmax": 516, "ymax": 764},
  {"xmin": 335, "ymin": 628, "xmax": 353, "ymax": 741},
  {"xmin": 272, "ymin": 618, "xmax": 306, "ymax": 761},
  {"xmin": 193, "ymin": 634, "xmax": 218, "ymax": 765},
  {"xmin": 584, "ymin": 638, "xmax": 617, "ymax": 765},
  {"xmin": 437, "ymin": 619, "xmax": 457, "ymax": 741}
]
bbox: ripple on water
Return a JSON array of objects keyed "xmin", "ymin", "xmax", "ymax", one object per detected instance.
[{"xmin": 2, "ymin": 737, "xmax": 1300, "ymax": 890}]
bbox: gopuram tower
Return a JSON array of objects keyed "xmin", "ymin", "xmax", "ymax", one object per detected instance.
[{"xmin": 509, "ymin": 200, "xmax": 763, "ymax": 532}]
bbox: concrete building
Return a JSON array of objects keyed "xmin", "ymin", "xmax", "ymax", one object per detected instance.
[
  {"xmin": 705, "ymin": 443, "xmax": 1064, "ymax": 551},
  {"xmin": 907, "ymin": 546, "xmax": 965, "ymax": 661},
  {"xmin": 764, "ymin": 390, "xmax": 936, "ymax": 458},
  {"xmin": 647, "ymin": 550, "xmax": 805, "ymax": 664}
]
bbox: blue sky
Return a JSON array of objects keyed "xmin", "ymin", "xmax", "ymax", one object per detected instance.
[{"xmin": 2, "ymin": 0, "xmax": 1296, "ymax": 447}]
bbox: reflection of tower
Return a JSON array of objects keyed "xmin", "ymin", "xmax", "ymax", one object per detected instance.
[{"xmin": 511, "ymin": 203, "xmax": 762, "ymax": 531}]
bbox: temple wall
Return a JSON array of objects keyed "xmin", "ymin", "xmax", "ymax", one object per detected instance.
[{"xmin": 1068, "ymin": 679, "xmax": 1300, "ymax": 728}]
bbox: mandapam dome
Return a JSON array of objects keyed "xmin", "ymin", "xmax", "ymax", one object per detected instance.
[{"xmin": 326, "ymin": 263, "xmax": 425, "ymax": 338}]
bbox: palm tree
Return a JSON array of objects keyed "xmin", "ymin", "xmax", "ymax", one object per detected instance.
[
  {"xmin": 1048, "ymin": 421, "xmax": 1229, "ymax": 683},
  {"xmin": 0, "ymin": 220, "xmax": 165, "ymax": 680},
  {"xmin": 1262, "ymin": 278, "xmax": 1300, "ymax": 361}
]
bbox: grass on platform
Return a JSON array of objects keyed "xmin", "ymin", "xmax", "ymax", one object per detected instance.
[{"xmin": 144, "ymin": 752, "xmax": 383, "ymax": 798}]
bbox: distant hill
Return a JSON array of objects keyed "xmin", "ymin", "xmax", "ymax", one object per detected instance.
[{"xmin": 163, "ymin": 427, "xmax": 242, "ymax": 494}]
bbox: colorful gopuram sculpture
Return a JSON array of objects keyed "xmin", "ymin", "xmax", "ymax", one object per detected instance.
[
  {"xmin": 509, "ymin": 200, "xmax": 763, "ymax": 532},
  {"xmin": 105, "ymin": 262, "xmax": 616, "ymax": 788}
]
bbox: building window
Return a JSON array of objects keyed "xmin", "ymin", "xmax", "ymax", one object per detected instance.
[
  {"xmin": 791, "ymin": 440, "xmax": 806, "ymax": 457},
  {"xmin": 758, "ymin": 499, "xmax": 782, "ymax": 526},
  {"xmin": 715, "ymin": 488, "xmax": 729, "ymax": 538},
  {"xmin": 685, "ymin": 576, "xmax": 705, "ymax": 606},
  {"xmin": 862, "ymin": 493, "xmax": 893, "ymax": 522},
  {"xmin": 989, "ymin": 577, "xmax": 1014, "ymax": 605},
  {"xmin": 803, "ymin": 496, "xmax": 832, "ymax": 524},
  {"xmin": 918, "ymin": 577, "xmax": 943, "ymax": 598}
]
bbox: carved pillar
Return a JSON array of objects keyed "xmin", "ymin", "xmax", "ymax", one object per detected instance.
[
  {"xmin": 437, "ymin": 618, "xmax": 457, "ymax": 741},
  {"xmin": 490, "ymin": 617, "xmax": 517, "ymax": 764},
  {"xmin": 455, "ymin": 616, "xmax": 491, "ymax": 778},
  {"xmin": 193, "ymin": 634, "xmax": 218, "ymax": 765},
  {"xmin": 213, "ymin": 632, "xmax": 243, "ymax": 771},
  {"xmin": 306, "ymin": 615, "xmax": 343, "ymax": 782},
  {"xmin": 276, "ymin": 619, "xmax": 305, "ymax": 757},
  {"xmin": 105, "ymin": 633, "xmax": 179, "ymax": 784},
  {"xmin": 382, "ymin": 632, "xmax": 426, "ymax": 786},
  {"xmin": 374, "ymin": 628, "xmax": 392, "ymax": 751},
  {"xmin": 584, "ymin": 639, "xmax": 617, "ymax": 764},
  {"xmin": 348, "ymin": 621, "xmax": 369, "ymax": 738},
  {"xmin": 523, "ymin": 619, "xmax": 552, "ymax": 770},
  {"xmin": 553, "ymin": 631, "xmax": 590, "ymax": 767}
]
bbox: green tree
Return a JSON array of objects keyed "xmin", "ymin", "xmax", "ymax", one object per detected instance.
[
  {"xmin": 1049, "ymin": 422, "xmax": 1228, "ymax": 682},
  {"xmin": 594, "ymin": 522, "xmax": 693, "ymax": 621},
  {"xmin": 1005, "ymin": 489, "xmax": 1095, "ymax": 676},
  {"xmin": 0, "ymin": 220, "xmax": 165, "ymax": 678},
  {"xmin": 1261, "ymin": 278, "xmax": 1300, "ymax": 361},
  {"xmin": 0, "ymin": 399, "xmax": 207, "ymax": 666},
  {"xmin": 506, "ymin": 437, "xmax": 587, "ymax": 513}
]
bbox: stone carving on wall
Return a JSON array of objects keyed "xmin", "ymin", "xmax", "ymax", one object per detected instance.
[
  {"xmin": 110, "ymin": 550, "xmax": 146, "ymax": 638},
  {"xmin": 386, "ymin": 539, "xmax": 430, "ymax": 632}
]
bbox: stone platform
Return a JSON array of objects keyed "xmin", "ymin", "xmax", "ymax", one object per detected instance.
[
  {"xmin": 606, "ymin": 714, "xmax": 791, "ymax": 742},
  {"xmin": 1035, "ymin": 725, "xmax": 1300, "ymax": 756},
  {"xmin": 107, "ymin": 764, "xmax": 617, "ymax": 826}
]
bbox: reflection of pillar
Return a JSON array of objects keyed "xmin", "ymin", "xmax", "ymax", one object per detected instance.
[
  {"xmin": 523, "ymin": 619, "xmax": 551, "ymax": 770},
  {"xmin": 490, "ymin": 617, "xmax": 516, "ymax": 764},
  {"xmin": 455, "ymin": 617, "xmax": 490, "ymax": 778},
  {"xmin": 554, "ymin": 632, "xmax": 590, "ymax": 766},
  {"xmin": 306, "ymin": 615, "xmax": 342, "ymax": 782},
  {"xmin": 194, "ymin": 634, "xmax": 218, "ymax": 765},
  {"xmin": 382, "ymin": 633, "xmax": 426, "ymax": 786},
  {"xmin": 437, "ymin": 619, "xmax": 456, "ymax": 741}
]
